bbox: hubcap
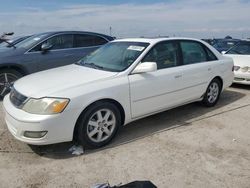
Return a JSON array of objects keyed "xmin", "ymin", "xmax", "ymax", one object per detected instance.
[
  {"xmin": 0, "ymin": 73, "xmax": 18, "ymax": 97},
  {"xmin": 87, "ymin": 109, "xmax": 116, "ymax": 143},
  {"xmin": 207, "ymin": 82, "xmax": 219, "ymax": 103}
]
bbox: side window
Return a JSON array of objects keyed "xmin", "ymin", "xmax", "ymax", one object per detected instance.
[
  {"xmin": 74, "ymin": 34, "xmax": 107, "ymax": 48},
  {"xmin": 142, "ymin": 42, "xmax": 179, "ymax": 70},
  {"xmin": 30, "ymin": 34, "xmax": 73, "ymax": 52},
  {"xmin": 180, "ymin": 41, "xmax": 207, "ymax": 65},
  {"xmin": 94, "ymin": 36, "xmax": 108, "ymax": 46},
  {"xmin": 205, "ymin": 47, "xmax": 218, "ymax": 61}
]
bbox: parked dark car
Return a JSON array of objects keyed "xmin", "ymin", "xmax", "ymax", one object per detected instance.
[
  {"xmin": 212, "ymin": 38, "xmax": 241, "ymax": 53},
  {"xmin": 0, "ymin": 31, "xmax": 114, "ymax": 97},
  {"xmin": 201, "ymin": 39, "xmax": 213, "ymax": 45}
]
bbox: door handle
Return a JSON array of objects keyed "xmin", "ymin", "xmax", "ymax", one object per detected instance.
[
  {"xmin": 208, "ymin": 67, "xmax": 211, "ymax": 71},
  {"xmin": 174, "ymin": 75, "xmax": 182, "ymax": 79}
]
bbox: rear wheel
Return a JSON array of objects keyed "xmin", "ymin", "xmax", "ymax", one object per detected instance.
[
  {"xmin": 77, "ymin": 102, "xmax": 121, "ymax": 148},
  {"xmin": 202, "ymin": 78, "xmax": 222, "ymax": 107},
  {"xmin": 0, "ymin": 69, "xmax": 23, "ymax": 99}
]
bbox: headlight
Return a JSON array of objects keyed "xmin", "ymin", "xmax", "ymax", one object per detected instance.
[
  {"xmin": 241, "ymin": 66, "xmax": 248, "ymax": 72},
  {"xmin": 233, "ymin": 66, "xmax": 240, "ymax": 71},
  {"xmin": 22, "ymin": 98, "xmax": 69, "ymax": 115}
]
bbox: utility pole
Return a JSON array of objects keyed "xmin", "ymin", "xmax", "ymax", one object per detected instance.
[{"xmin": 109, "ymin": 26, "xmax": 112, "ymax": 36}]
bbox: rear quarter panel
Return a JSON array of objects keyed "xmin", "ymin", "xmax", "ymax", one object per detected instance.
[
  {"xmin": 201, "ymin": 40, "xmax": 234, "ymax": 90},
  {"xmin": 216, "ymin": 56, "xmax": 234, "ymax": 90}
]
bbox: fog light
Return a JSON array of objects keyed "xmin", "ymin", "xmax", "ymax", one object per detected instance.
[{"xmin": 23, "ymin": 131, "xmax": 47, "ymax": 138}]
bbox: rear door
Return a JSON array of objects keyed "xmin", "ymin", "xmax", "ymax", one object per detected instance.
[{"xmin": 178, "ymin": 40, "xmax": 218, "ymax": 102}]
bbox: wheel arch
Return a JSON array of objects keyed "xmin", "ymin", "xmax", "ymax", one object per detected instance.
[
  {"xmin": 201, "ymin": 76, "xmax": 224, "ymax": 101},
  {"xmin": 0, "ymin": 64, "xmax": 28, "ymax": 75},
  {"xmin": 73, "ymin": 98, "xmax": 126, "ymax": 141},
  {"xmin": 213, "ymin": 76, "xmax": 223, "ymax": 90}
]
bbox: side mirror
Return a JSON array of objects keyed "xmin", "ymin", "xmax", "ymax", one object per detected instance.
[
  {"xmin": 41, "ymin": 43, "xmax": 53, "ymax": 52},
  {"xmin": 221, "ymin": 51, "xmax": 226, "ymax": 55},
  {"xmin": 132, "ymin": 62, "xmax": 157, "ymax": 74}
]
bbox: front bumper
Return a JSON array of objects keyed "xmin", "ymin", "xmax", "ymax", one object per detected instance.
[
  {"xmin": 3, "ymin": 94, "xmax": 78, "ymax": 145},
  {"xmin": 233, "ymin": 71, "xmax": 250, "ymax": 85}
]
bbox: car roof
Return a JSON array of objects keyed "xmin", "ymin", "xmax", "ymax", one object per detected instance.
[
  {"xmin": 114, "ymin": 37, "xmax": 205, "ymax": 45},
  {"xmin": 33, "ymin": 31, "xmax": 114, "ymax": 40},
  {"xmin": 239, "ymin": 39, "xmax": 250, "ymax": 42},
  {"xmin": 214, "ymin": 38, "xmax": 241, "ymax": 42}
]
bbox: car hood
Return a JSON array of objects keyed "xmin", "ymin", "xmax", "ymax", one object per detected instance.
[
  {"xmin": 224, "ymin": 54, "xmax": 250, "ymax": 67},
  {"xmin": 14, "ymin": 64, "xmax": 118, "ymax": 98}
]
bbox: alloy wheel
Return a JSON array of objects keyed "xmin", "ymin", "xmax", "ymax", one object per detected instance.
[
  {"xmin": 87, "ymin": 109, "xmax": 116, "ymax": 143},
  {"xmin": 0, "ymin": 73, "xmax": 18, "ymax": 98},
  {"xmin": 207, "ymin": 82, "xmax": 219, "ymax": 104}
]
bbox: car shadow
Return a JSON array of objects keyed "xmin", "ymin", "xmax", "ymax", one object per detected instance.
[
  {"xmin": 231, "ymin": 83, "xmax": 250, "ymax": 90},
  {"xmin": 29, "ymin": 88, "xmax": 246, "ymax": 159}
]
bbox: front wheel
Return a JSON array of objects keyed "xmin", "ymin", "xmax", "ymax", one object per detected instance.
[
  {"xmin": 202, "ymin": 78, "xmax": 222, "ymax": 107},
  {"xmin": 77, "ymin": 102, "xmax": 121, "ymax": 148},
  {"xmin": 0, "ymin": 69, "xmax": 23, "ymax": 99}
]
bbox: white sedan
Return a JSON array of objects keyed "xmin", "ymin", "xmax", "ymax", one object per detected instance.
[
  {"xmin": 3, "ymin": 38, "xmax": 234, "ymax": 148},
  {"xmin": 223, "ymin": 40, "xmax": 250, "ymax": 85}
]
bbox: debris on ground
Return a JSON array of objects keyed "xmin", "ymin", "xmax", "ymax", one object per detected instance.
[{"xmin": 68, "ymin": 145, "xmax": 84, "ymax": 155}]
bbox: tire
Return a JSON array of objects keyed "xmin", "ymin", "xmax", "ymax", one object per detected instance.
[
  {"xmin": 202, "ymin": 78, "xmax": 222, "ymax": 107},
  {"xmin": 0, "ymin": 69, "xmax": 23, "ymax": 99},
  {"xmin": 77, "ymin": 101, "xmax": 121, "ymax": 149}
]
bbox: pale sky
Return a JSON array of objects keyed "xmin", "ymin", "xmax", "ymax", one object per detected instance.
[{"xmin": 0, "ymin": 0, "xmax": 250, "ymax": 39}]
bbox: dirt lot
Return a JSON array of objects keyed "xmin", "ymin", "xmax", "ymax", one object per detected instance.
[{"xmin": 0, "ymin": 84, "xmax": 250, "ymax": 188}]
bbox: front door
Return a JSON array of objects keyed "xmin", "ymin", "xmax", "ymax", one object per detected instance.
[
  {"xmin": 129, "ymin": 41, "xmax": 185, "ymax": 118},
  {"xmin": 27, "ymin": 34, "xmax": 76, "ymax": 72}
]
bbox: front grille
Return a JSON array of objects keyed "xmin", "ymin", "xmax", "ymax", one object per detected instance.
[
  {"xmin": 9, "ymin": 88, "xmax": 28, "ymax": 108},
  {"xmin": 234, "ymin": 77, "xmax": 245, "ymax": 81}
]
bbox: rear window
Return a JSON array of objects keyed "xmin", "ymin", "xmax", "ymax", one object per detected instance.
[
  {"xmin": 226, "ymin": 42, "xmax": 250, "ymax": 55},
  {"xmin": 74, "ymin": 34, "xmax": 108, "ymax": 48}
]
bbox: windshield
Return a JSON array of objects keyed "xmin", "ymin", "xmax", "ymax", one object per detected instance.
[
  {"xmin": 0, "ymin": 38, "xmax": 16, "ymax": 48},
  {"xmin": 14, "ymin": 33, "xmax": 48, "ymax": 49},
  {"xmin": 77, "ymin": 41, "xmax": 149, "ymax": 72},
  {"xmin": 0, "ymin": 36, "xmax": 30, "ymax": 48},
  {"xmin": 226, "ymin": 42, "xmax": 250, "ymax": 55},
  {"xmin": 0, "ymin": 42, "xmax": 7, "ymax": 48}
]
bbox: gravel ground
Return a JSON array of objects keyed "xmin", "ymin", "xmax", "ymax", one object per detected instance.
[{"xmin": 0, "ymin": 84, "xmax": 249, "ymax": 188}]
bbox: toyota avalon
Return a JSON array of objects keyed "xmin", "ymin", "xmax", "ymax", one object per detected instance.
[{"xmin": 3, "ymin": 38, "xmax": 234, "ymax": 148}]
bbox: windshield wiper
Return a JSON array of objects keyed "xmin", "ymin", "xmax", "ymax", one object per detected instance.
[
  {"xmin": 230, "ymin": 49, "xmax": 242, "ymax": 54},
  {"xmin": 0, "ymin": 40, "xmax": 16, "ymax": 49},
  {"xmin": 6, "ymin": 43, "xmax": 17, "ymax": 49},
  {"xmin": 76, "ymin": 61, "xmax": 117, "ymax": 72},
  {"xmin": 84, "ymin": 62, "xmax": 104, "ymax": 70},
  {"xmin": 75, "ymin": 61, "xmax": 81, "ymax": 65}
]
